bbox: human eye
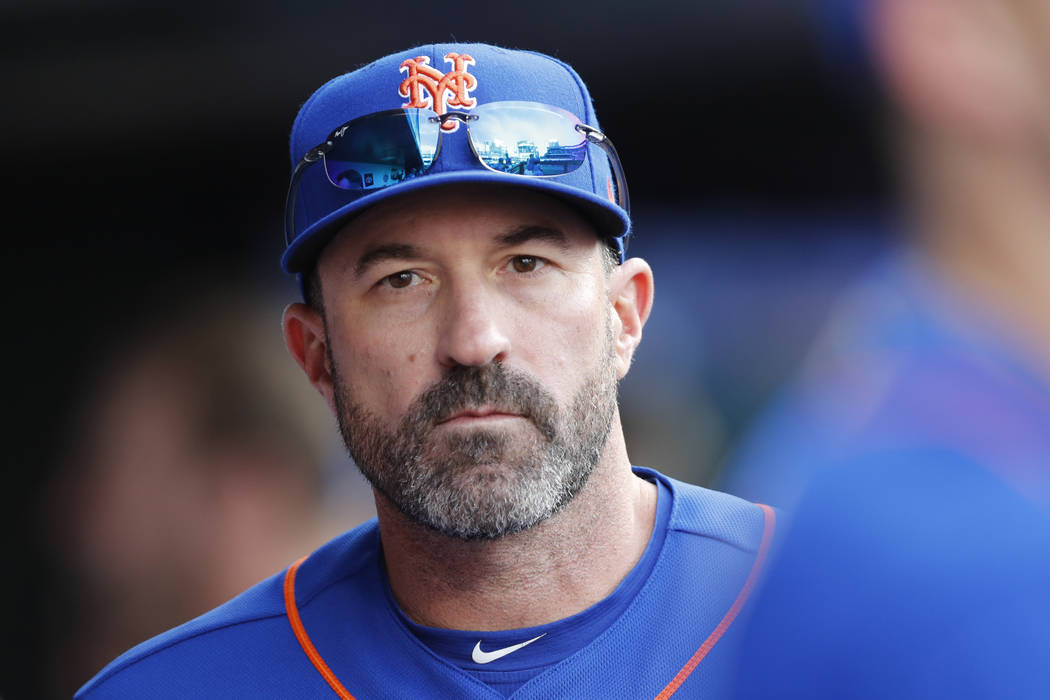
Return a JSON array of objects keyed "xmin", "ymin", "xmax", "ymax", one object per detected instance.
[
  {"xmin": 507, "ymin": 255, "xmax": 547, "ymax": 274},
  {"xmin": 380, "ymin": 270, "xmax": 424, "ymax": 289}
]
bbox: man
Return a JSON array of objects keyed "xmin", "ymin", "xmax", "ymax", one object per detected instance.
[
  {"xmin": 725, "ymin": 1, "xmax": 1050, "ymax": 697},
  {"xmin": 726, "ymin": 0, "xmax": 1050, "ymax": 512},
  {"xmin": 46, "ymin": 281, "xmax": 372, "ymax": 698},
  {"xmin": 77, "ymin": 44, "xmax": 774, "ymax": 699}
]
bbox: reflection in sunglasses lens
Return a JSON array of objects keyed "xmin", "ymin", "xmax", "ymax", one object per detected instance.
[
  {"xmin": 468, "ymin": 103, "xmax": 587, "ymax": 176},
  {"xmin": 320, "ymin": 103, "xmax": 588, "ymax": 191},
  {"xmin": 324, "ymin": 110, "xmax": 441, "ymax": 191}
]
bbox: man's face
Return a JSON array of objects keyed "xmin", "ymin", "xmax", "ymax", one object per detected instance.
[
  {"xmin": 314, "ymin": 185, "xmax": 620, "ymax": 539},
  {"xmin": 876, "ymin": 0, "xmax": 1050, "ymax": 151}
]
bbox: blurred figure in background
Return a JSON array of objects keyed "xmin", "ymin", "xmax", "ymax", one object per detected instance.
[
  {"xmin": 43, "ymin": 277, "xmax": 374, "ymax": 698},
  {"xmin": 726, "ymin": 0, "xmax": 1050, "ymax": 511},
  {"xmin": 727, "ymin": 0, "xmax": 1050, "ymax": 696}
]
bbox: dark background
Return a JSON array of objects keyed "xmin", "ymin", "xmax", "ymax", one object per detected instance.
[{"xmin": 3, "ymin": 1, "xmax": 888, "ymax": 696}]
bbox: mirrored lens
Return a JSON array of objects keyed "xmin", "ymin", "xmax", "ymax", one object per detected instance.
[
  {"xmin": 467, "ymin": 101, "xmax": 587, "ymax": 176},
  {"xmin": 323, "ymin": 109, "xmax": 441, "ymax": 191}
]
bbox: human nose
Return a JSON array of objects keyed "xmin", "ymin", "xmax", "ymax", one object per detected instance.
[{"xmin": 436, "ymin": 278, "xmax": 511, "ymax": 369}]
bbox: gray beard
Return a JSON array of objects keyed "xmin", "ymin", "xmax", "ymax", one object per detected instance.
[{"xmin": 329, "ymin": 330, "xmax": 618, "ymax": 540}]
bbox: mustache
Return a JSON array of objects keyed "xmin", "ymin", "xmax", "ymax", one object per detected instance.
[{"xmin": 408, "ymin": 364, "xmax": 559, "ymax": 440}]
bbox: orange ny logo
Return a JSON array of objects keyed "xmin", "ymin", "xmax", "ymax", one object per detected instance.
[{"xmin": 399, "ymin": 53, "xmax": 477, "ymax": 132}]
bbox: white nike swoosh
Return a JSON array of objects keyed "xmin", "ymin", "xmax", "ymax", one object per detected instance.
[{"xmin": 471, "ymin": 633, "xmax": 547, "ymax": 664}]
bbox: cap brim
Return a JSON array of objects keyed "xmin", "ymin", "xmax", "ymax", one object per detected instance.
[{"xmin": 281, "ymin": 170, "xmax": 629, "ymax": 274}]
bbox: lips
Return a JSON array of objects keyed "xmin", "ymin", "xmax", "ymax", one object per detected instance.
[{"xmin": 436, "ymin": 407, "xmax": 525, "ymax": 425}]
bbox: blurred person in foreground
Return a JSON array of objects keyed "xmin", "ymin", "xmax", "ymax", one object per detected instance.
[
  {"xmin": 76, "ymin": 44, "xmax": 775, "ymax": 699},
  {"xmin": 47, "ymin": 281, "xmax": 373, "ymax": 698},
  {"xmin": 726, "ymin": 0, "xmax": 1050, "ymax": 697}
]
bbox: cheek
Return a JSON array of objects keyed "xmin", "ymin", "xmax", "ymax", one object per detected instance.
[
  {"xmin": 513, "ymin": 276, "xmax": 610, "ymax": 391},
  {"xmin": 329, "ymin": 315, "xmax": 435, "ymax": 418}
]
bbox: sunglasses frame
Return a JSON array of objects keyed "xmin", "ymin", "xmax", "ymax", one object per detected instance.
[{"xmin": 283, "ymin": 102, "xmax": 630, "ymax": 251}]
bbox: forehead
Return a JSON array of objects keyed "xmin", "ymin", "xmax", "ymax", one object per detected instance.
[{"xmin": 318, "ymin": 184, "xmax": 600, "ymax": 265}]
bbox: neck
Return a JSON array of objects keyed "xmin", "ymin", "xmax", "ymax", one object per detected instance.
[
  {"xmin": 375, "ymin": 417, "xmax": 657, "ymax": 631},
  {"xmin": 909, "ymin": 128, "xmax": 1050, "ymax": 372}
]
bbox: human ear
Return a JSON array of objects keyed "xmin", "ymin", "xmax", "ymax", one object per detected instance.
[
  {"xmin": 608, "ymin": 257, "xmax": 654, "ymax": 378},
  {"xmin": 282, "ymin": 302, "xmax": 336, "ymax": 412}
]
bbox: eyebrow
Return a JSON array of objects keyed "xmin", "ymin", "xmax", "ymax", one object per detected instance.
[
  {"xmin": 496, "ymin": 225, "xmax": 571, "ymax": 251},
  {"xmin": 352, "ymin": 225, "xmax": 571, "ymax": 277},
  {"xmin": 354, "ymin": 243, "xmax": 421, "ymax": 277}
]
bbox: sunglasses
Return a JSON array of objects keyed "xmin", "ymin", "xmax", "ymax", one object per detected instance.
[{"xmin": 284, "ymin": 100, "xmax": 629, "ymax": 247}]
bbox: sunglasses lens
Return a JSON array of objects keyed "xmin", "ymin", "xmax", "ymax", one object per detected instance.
[
  {"xmin": 468, "ymin": 101, "xmax": 588, "ymax": 176},
  {"xmin": 323, "ymin": 109, "xmax": 440, "ymax": 191}
]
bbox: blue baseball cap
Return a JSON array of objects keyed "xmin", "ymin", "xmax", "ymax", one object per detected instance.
[{"xmin": 281, "ymin": 43, "xmax": 631, "ymax": 274}]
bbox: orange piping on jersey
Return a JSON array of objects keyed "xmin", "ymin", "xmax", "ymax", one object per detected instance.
[
  {"xmin": 284, "ymin": 556, "xmax": 358, "ymax": 700},
  {"xmin": 655, "ymin": 503, "xmax": 777, "ymax": 699},
  {"xmin": 284, "ymin": 505, "xmax": 775, "ymax": 699}
]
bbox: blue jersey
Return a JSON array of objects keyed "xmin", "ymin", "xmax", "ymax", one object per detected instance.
[
  {"xmin": 76, "ymin": 468, "xmax": 774, "ymax": 699},
  {"xmin": 730, "ymin": 448, "xmax": 1050, "ymax": 699},
  {"xmin": 723, "ymin": 251, "xmax": 1050, "ymax": 698},
  {"xmin": 724, "ymin": 250, "xmax": 1050, "ymax": 511}
]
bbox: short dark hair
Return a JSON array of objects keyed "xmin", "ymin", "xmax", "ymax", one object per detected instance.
[{"xmin": 303, "ymin": 264, "xmax": 325, "ymax": 313}]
